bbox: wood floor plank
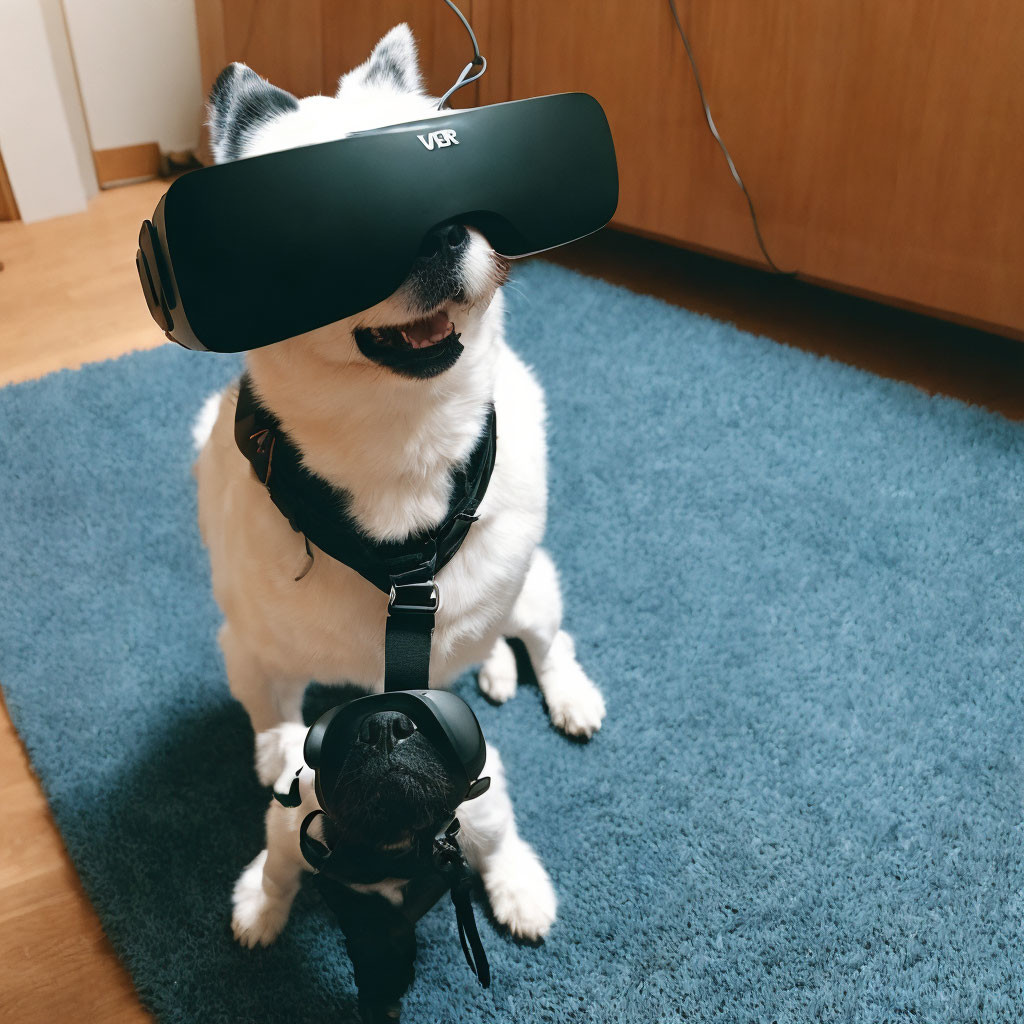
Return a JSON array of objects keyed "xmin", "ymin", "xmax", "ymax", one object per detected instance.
[
  {"xmin": 0, "ymin": 179, "xmax": 169, "ymax": 387},
  {"xmin": 0, "ymin": 693, "xmax": 149, "ymax": 1022}
]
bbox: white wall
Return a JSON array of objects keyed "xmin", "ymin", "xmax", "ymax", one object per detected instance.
[
  {"xmin": 0, "ymin": 0, "xmax": 98, "ymax": 222},
  {"xmin": 62, "ymin": 0, "xmax": 204, "ymax": 153}
]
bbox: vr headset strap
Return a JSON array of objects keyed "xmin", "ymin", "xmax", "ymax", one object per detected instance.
[{"xmin": 436, "ymin": 823, "xmax": 491, "ymax": 987}]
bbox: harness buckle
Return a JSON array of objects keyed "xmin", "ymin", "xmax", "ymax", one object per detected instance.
[{"xmin": 388, "ymin": 579, "xmax": 441, "ymax": 615}]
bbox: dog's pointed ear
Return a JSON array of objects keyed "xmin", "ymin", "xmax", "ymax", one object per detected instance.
[
  {"xmin": 337, "ymin": 23, "xmax": 423, "ymax": 96},
  {"xmin": 207, "ymin": 63, "xmax": 299, "ymax": 163}
]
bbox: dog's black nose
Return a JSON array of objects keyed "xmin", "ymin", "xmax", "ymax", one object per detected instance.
[
  {"xmin": 358, "ymin": 711, "xmax": 416, "ymax": 754},
  {"xmin": 417, "ymin": 221, "xmax": 469, "ymax": 260}
]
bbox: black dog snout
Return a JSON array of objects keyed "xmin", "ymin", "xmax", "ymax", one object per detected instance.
[
  {"xmin": 358, "ymin": 711, "xmax": 417, "ymax": 754},
  {"xmin": 418, "ymin": 221, "xmax": 469, "ymax": 261},
  {"xmin": 410, "ymin": 221, "xmax": 470, "ymax": 312}
]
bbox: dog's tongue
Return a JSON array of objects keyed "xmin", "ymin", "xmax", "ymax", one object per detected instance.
[{"xmin": 401, "ymin": 310, "xmax": 452, "ymax": 349}]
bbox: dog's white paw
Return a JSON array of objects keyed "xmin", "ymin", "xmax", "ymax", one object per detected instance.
[
  {"xmin": 232, "ymin": 851, "xmax": 291, "ymax": 948},
  {"xmin": 478, "ymin": 639, "xmax": 518, "ymax": 704},
  {"xmin": 483, "ymin": 839, "xmax": 557, "ymax": 941},
  {"xmin": 544, "ymin": 662, "xmax": 606, "ymax": 739},
  {"xmin": 546, "ymin": 681, "xmax": 606, "ymax": 738},
  {"xmin": 538, "ymin": 632, "xmax": 606, "ymax": 739},
  {"xmin": 255, "ymin": 723, "xmax": 309, "ymax": 790}
]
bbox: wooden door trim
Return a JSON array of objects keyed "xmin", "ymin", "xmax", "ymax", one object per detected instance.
[{"xmin": 0, "ymin": 151, "xmax": 19, "ymax": 222}]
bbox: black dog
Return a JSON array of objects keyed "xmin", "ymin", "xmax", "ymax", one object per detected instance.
[
  {"xmin": 234, "ymin": 709, "xmax": 501, "ymax": 1023},
  {"xmin": 308, "ymin": 710, "xmax": 462, "ymax": 1022}
]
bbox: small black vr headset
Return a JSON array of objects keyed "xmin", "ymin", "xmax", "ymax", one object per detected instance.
[
  {"xmin": 302, "ymin": 690, "xmax": 491, "ymax": 837},
  {"xmin": 296, "ymin": 689, "xmax": 491, "ymax": 879},
  {"xmin": 137, "ymin": 92, "xmax": 618, "ymax": 352}
]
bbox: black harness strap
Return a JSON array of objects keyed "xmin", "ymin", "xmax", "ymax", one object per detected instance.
[
  {"xmin": 384, "ymin": 579, "xmax": 439, "ymax": 692},
  {"xmin": 303, "ymin": 812, "xmax": 491, "ymax": 987},
  {"xmin": 234, "ymin": 373, "xmax": 496, "ymax": 691}
]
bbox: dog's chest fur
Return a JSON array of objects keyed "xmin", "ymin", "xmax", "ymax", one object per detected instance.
[{"xmin": 195, "ymin": 310, "xmax": 548, "ymax": 691}]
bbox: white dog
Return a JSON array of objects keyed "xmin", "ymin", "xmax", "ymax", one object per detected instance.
[{"xmin": 193, "ymin": 25, "xmax": 606, "ymax": 955}]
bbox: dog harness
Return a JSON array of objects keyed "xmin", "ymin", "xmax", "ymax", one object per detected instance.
[
  {"xmin": 234, "ymin": 371, "xmax": 496, "ymax": 985},
  {"xmin": 234, "ymin": 373, "xmax": 496, "ymax": 692}
]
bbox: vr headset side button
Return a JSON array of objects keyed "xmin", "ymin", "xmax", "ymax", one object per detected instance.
[
  {"xmin": 136, "ymin": 246, "xmax": 171, "ymax": 332},
  {"xmin": 137, "ymin": 220, "xmax": 176, "ymax": 332}
]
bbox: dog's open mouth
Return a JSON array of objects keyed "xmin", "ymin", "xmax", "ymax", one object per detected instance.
[{"xmin": 354, "ymin": 309, "xmax": 464, "ymax": 380}]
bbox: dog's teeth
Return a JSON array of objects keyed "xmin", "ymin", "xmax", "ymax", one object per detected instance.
[{"xmin": 425, "ymin": 324, "xmax": 453, "ymax": 344}]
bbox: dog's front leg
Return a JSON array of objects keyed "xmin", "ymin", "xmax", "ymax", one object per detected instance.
[
  {"xmin": 233, "ymin": 726, "xmax": 312, "ymax": 948},
  {"xmin": 457, "ymin": 746, "xmax": 557, "ymax": 941},
  {"xmin": 231, "ymin": 796, "xmax": 308, "ymax": 948},
  {"xmin": 219, "ymin": 623, "xmax": 306, "ymax": 735},
  {"xmin": 482, "ymin": 547, "xmax": 606, "ymax": 739}
]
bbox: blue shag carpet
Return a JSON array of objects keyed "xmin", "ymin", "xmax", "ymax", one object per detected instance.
[{"xmin": 1, "ymin": 262, "xmax": 1023, "ymax": 1023}]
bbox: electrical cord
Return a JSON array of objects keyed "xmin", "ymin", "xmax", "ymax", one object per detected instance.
[
  {"xmin": 438, "ymin": 0, "xmax": 487, "ymax": 110},
  {"xmin": 438, "ymin": 0, "xmax": 789, "ymax": 273},
  {"xmin": 667, "ymin": 0, "xmax": 794, "ymax": 275}
]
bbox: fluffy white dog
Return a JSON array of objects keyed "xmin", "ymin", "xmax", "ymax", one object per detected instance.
[{"xmin": 193, "ymin": 25, "xmax": 605, "ymax": 957}]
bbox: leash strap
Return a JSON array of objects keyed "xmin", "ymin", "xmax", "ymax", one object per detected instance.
[
  {"xmin": 385, "ymin": 577, "xmax": 438, "ymax": 691},
  {"xmin": 436, "ymin": 822, "xmax": 490, "ymax": 987}
]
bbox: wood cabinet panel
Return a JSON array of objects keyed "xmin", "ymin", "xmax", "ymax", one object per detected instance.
[
  {"xmin": 321, "ymin": 1, "xmax": 480, "ymax": 107},
  {"xmin": 195, "ymin": 1, "xmax": 479, "ymax": 107},
  {"xmin": 0, "ymin": 150, "xmax": 19, "ymax": 221},
  {"xmin": 197, "ymin": 0, "xmax": 324, "ymax": 98},
  {"xmin": 194, "ymin": 1, "xmax": 1024, "ymax": 336},
  {"xmin": 477, "ymin": 0, "xmax": 1024, "ymax": 336}
]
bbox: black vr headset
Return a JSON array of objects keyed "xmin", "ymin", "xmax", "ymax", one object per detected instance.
[
  {"xmin": 296, "ymin": 690, "xmax": 491, "ymax": 873},
  {"xmin": 137, "ymin": 92, "xmax": 618, "ymax": 352},
  {"xmin": 306, "ymin": 690, "xmax": 490, "ymax": 821}
]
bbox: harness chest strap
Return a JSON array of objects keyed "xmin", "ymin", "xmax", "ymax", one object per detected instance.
[{"xmin": 233, "ymin": 372, "xmax": 497, "ymax": 691}]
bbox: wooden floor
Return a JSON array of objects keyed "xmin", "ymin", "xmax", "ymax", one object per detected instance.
[
  {"xmin": 0, "ymin": 183, "xmax": 1021, "ymax": 1023},
  {"xmin": 0, "ymin": 180, "xmax": 167, "ymax": 387}
]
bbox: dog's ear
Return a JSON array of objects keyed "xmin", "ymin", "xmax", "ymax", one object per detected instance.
[
  {"xmin": 207, "ymin": 63, "xmax": 299, "ymax": 163},
  {"xmin": 337, "ymin": 23, "xmax": 423, "ymax": 96}
]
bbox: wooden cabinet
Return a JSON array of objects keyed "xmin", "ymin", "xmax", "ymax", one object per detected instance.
[
  {"xmin": 195, "ymin": 1, "xmax": 482, "ymax": 110},
  {"xmin": 196, "ymin": 1, "xmax": 1024, "ymax": 338}
]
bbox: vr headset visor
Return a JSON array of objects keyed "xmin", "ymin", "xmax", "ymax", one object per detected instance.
[{"xmin": 137, "ymin": 92, "xmax": 618, "ymax": 353}]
